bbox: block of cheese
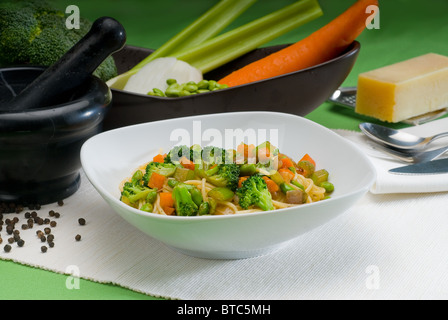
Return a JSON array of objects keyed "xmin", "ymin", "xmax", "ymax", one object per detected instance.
[{"xmin": 355, "ymin": 53, "xmax": 448, "ymax": 123}]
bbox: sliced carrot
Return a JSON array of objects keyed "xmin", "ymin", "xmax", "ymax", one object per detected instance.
[
  {"xmin": 238, "ymin": 176, "xmax": 248, "ymax": 188},
  {"xmin": 180, "ymin": 156, "xmax": 195, "ymax": 170},
  {"xmin": 148, "ymin": 172, "xmax": 166, "ymax": 189},
  {"xmin": 278, "ymin": 168, "xmax": 294, "ymax": 183},
  {"xmin": 159, "ymin": 192, "xmax": 175, "ymax": 208},
  {"xmin": 153, "ymin": 154, "xmax": 166, "ymax": 163},
  {"xmin": 280, "ymin": 157, "xmax": 294, "ymax": 169},
  {"xmin": 219, "ymin": 0, "xmax": 379, "ymax": 87},
  {"xmin": 300, "ymin": 154, "xmax": 316, "ymax": 167},
  {"xmin": 262, "ymin": 176, "xmax": 279, "ymax": 194},
  {"xmin": 163, "ymin": 206, "xmax": 176, "ymax": 216}
]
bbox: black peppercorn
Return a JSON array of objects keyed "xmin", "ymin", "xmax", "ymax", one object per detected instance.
[
  {"xmin": 41, "ymin": 246, "xmax": 47, "ymax": 253},
  {"xmin": 75, "ymin": 234, "xmax": 81, "ymax": 241},
  {"xmin": 17, "ymin": 239, "xmax": 25, "ymax": 247},
  {"xmin": 4, "ymin": 244, "xmax": 11, "ymax": 253},
  {"xmin": 78, "ymin": 218, "xmax": 86, "ymax": 226}
]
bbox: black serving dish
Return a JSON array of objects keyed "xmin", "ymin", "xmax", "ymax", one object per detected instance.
[
  {"xmin": 103, "ymin": 41, "xmax": 360, "ymax": 131},
  {"xmin": 0, "ymin": 66, "xmax": 111, "ymax": 205}
]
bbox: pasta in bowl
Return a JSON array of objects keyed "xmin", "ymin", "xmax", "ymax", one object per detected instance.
[
  {"xmin": 81, "ymin": 112, "xmax": 375, "ymax": 259},
  {"xmin": 119, "ymin": 142, "xmax": 334, "ymax": 217}
]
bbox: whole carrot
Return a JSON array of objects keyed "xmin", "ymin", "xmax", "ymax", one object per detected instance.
[{"xmin": 219, "ymin": 0, "xmax": 379, "ymax": 87}]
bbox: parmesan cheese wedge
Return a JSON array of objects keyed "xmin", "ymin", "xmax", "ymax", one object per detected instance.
[{"xmin": 355, "ymin": 53, "xmax": 448, "ymax": 123}]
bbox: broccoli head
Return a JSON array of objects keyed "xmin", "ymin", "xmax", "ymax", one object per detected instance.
[
  {"xmin": 196, "ymin": 163, "xmax": 240, "ymax": 191},
  {"xmin": 172, "ymin": 184, "xmax": 199, "ymax": 216},
  {"xmin": 142, "ymin": 162, "xmax": 177, "ymax": 186},
  {"xmin": 0, "ymin": 0, "xmax": 117, "ymax": 81},
  {"xmin": 236, "ymin": 175, "xmax": 275, "ymax": 211},
  {"xmin": 120, "ymin": 182, "xmax": 152, "ymax": 208}
]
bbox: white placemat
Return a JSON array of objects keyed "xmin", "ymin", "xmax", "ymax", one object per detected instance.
[{"xmin": 1, "ymin": 169, "xmax": 447, "ymax": 300}]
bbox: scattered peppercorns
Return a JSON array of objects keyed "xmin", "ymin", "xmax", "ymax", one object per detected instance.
[{"xmin": 0, "ymin": 199, "xmax": 86, "ymax": 254}]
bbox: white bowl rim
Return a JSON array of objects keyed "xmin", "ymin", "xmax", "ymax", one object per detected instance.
[{"xmin": 81, "ymin": 111, "xmax": 376, "ymax": 222}]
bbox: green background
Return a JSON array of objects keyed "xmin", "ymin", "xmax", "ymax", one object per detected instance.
[{"xmin": 0, "ymin": 0, "xmax": 447, "ymax": 300}]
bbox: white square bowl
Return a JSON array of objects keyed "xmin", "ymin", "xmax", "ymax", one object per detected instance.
[{"xmin": 81, "ymin": 112, "xmax": 375, "ymax": 259}]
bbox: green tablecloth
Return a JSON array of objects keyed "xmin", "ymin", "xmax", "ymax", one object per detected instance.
[{"xmin": 0, "ymin": 0, "xmax": 447, "ymax": 300}]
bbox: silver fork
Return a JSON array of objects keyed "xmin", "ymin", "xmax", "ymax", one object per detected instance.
[{"xmin": 328, "ymin": 87, "xmax": 448, "ymax": 126}]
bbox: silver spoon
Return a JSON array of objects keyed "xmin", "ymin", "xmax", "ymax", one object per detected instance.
[{"xmin": 359, "ymin": 122, "xmax": 448, "ymax": 150}]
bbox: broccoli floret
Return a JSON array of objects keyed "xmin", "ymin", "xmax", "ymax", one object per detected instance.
[
  {"xmin": 196, "ymin": 163, "xmax": 240, "ymax": 191},
  {"xmin": 142, "ymin": 162, "xmax": 177, "ymax": 185},
  {"xmin": 0, "ymin": 0, "xmax": 117, "ymax": 81},
  {"xmin": 172, "ymin": 184, "xmax": 199, "ymax": 216},
  {"xmin": 236, "ymin": 175, "xmax": 275, "ymax": 211},
  {"xmin": 120, "ymin": 182, "xmax": 152, "ymax": 207}
]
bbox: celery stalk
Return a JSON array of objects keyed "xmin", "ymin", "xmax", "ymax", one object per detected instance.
[
  {"xmin": 175, "ymin": 0, "xmax": 323, "ymax": 74},
  {"xmin": 108, "ymin": 0, "xmax": 257, "ymax": 89},
  {"xmin": 133, "ymin": 0, "xmax": 258, "ymax": 69}
]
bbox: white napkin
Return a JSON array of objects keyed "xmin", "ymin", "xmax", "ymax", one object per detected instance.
[{"xmin": 334, "ymin": 117, "xmax": 448, "ymax": 194}]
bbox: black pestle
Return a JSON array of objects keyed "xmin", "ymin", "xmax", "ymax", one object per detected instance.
[{"xmin": 5, "ymin": 17, "xmax": 126, "ymax": 112}]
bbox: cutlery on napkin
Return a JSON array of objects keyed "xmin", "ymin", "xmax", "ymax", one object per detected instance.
[{"xmin": 334, "ymin": 117, "xmax": 448, "ymax": 194}]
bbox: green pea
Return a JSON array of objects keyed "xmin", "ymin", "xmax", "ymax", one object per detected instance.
[
  {"xmin": 208, "ymin": 80, "xmax": 218, "ymax": 90},
  {"xmin": 198, "ymin": 202, "xmax": 210, "ymax": 216},
  {"xmin": 197, "ymin": 89, "xmax": 210, "ymax": 94},
  {"xmin": 165, "ymin": 85, "xmax": 182, "ymax": 97},
  {"xmin": 180, "ymin": 90, "xmax": 193, "ymax": 96},
  {"xmin": 185, "ymin": 84, "xmax": 198, "ymax": 92},
  {"xmin": 153, "ymin": 88, "xmax": 166, "ymax": 97},
  {"xmin": 320, "ymin": 181, "xmax": 334, "ymax": 193},
  {"xmin": 166, "ymin": 79, "xmax": 177, "ymax": 86},
  {"xmin": 146, "ymin": 189, "xmax": 158, "ymax": 204},
  {"xmin": 189, "ymin": 187, "xmax": 204, "ymax": 207},
  {"xmin": 197, "ymin": 80, "xmax": 209, "ymax": 89}
]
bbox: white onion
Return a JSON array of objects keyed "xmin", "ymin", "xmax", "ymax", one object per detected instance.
[{"xmin": 123, "ymin": 57, "xmax": 203, "ymax": 95}]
